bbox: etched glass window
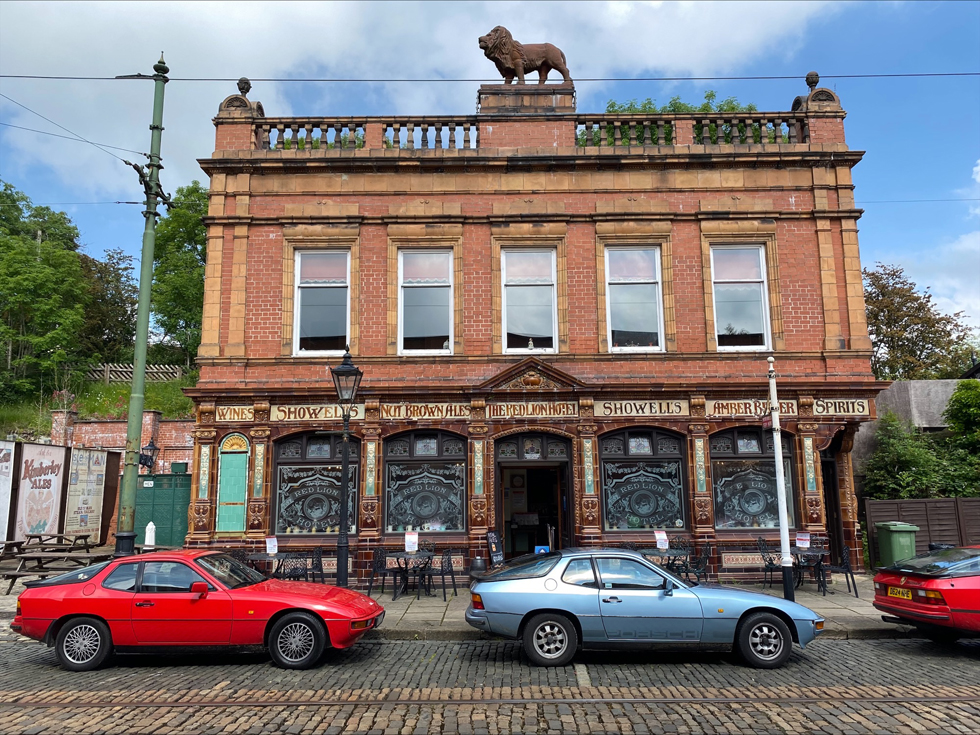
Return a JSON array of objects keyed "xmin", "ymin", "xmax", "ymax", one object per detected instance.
[
  {"xmin": 711, "ymin": 246, "xmax": 769, "ymax": 349},
  {"xmin": 503, "ymin": 250, "xmax": 556, "ymax": 352},
  {"xmin": 277, "ymin": 464, "xmax": 358, "ymax": 534},
  {"xmin": 400, "ymin": 250, "xmax": 452, "ymax": 353},
  {"xmin": 600, "ymin": 430, "xmax": 686, "ymax": 531},
  {"xmin": 711, "ymin": 429, "xmax": 795, "ymax": 529},
  {"xmin": 606, "ymin": 247, "xmax": 663, "ymax": 350},
  {"xmin": 295, "ymin": 251, "xmax": 349, "ymax": 353},
  {"xmin": 385, "ymin": 462, "xmax": 465, "ymax": 532}
]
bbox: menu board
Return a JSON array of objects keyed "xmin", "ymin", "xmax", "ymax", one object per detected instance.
[
  {"xmin": 0, "ymin": 441, "xmax": 14, "ymax": 541},
  {"xmin": 63, "ymin": 448, "xmax": 107, "ymax": 538},
  {"xmin": 15, "ymin": 444, "xmax": 67, "ymax": 540},
  {"xmin": 486, "ymin": 530, "xmax": 504, "ymax": 567}
]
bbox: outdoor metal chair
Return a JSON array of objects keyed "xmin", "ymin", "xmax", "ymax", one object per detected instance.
[
  {"xmin": 367, "ymin": 547, "xmax": 392, "ymax": 597},
  {"xmin": 757, "ymin": 537, "xmax": 781, "ymax": 589},
  {"xmin": 824, "ymin": 544, "xmax": 859, "ymax": 598},
  {"xmin": 416, "ymin": 549, "xmax": 459, "ymax": 601},
  {"xmin": 795, "ymin": 539, "xmax": 827, "ymax": 589},
  {"xmin": 419, "ymin": 539, "xmax": 436, "ymax": 553},
  {"xmin": 226, "ymin": 548, "xmax": 249, "ymax": 565},
  {"xmin": 309, "ymin": 546, "xmax": 327, "ymax": 584},
  {"xmin": 272, "ymin": 553, "xmax": 309, "ymax": 582},
  {"xmin": 407, "ymin": 554, "xmax": 433, "ymax": 598},
  {"xmin": 684, "ymin": 543, "xmax": 712, "ymax": 583},
  {"xmin": 665, "ymin": 537, "xmax": 691, "ymax": 573}
]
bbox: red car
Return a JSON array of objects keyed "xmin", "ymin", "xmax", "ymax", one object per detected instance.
[
  {"xmin": 873, "ymin": 545, "xmax": 980, "ymax": 643},
  {"xmin": 11, "ymin": 549, "xmax": 384, "ymax": 671}
]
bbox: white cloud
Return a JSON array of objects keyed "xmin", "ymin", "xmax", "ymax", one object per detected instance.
[
  {"xmin": 894, "ymin": 230, "xmax": 980, "ymax": 331},
  {"xmin": 0, "ymin": 1, "xmax": 838, "ymax": 199}
]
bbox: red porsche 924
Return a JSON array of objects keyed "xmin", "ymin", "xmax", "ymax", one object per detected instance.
[{"xmin": 11, "ymin": 550, "xmax": 384, "ymax": 671}]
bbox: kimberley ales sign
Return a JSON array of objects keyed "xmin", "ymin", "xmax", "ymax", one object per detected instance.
[{"xmin": 15, "ymin": 444, "xmax": 67, "ymax": 541}]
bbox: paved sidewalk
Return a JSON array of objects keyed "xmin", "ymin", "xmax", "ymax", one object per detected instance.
[{"xmin": 0, "ymin": 566, "xmax": 914, "ymax": 641}]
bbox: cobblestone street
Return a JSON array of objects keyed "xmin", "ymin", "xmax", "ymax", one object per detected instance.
[{"xmin": 0, "ymin": 630, "xmax": 977, "ymax": 735}]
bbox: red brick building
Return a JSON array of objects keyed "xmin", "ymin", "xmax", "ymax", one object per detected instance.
[{"xmin": 187, "ymin": 77, "xmax": 880, "ymax": 580}]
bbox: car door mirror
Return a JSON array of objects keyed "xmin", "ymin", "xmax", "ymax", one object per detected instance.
[
  {"xmin": 190, "ymin": 581, "xmax": 209, "ymax": 599},
  {"xmin": 663, "ymin": 578, "xmax": 673, "ymax": 597}
]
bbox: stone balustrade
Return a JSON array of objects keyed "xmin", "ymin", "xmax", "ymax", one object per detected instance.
[
  {"xmin": 382, "ymin": 118, "xmax": 480, "ymax": 150},
  {"xmin": 575, "ymin": 113, "xmax": 809, "ymax": 148}
]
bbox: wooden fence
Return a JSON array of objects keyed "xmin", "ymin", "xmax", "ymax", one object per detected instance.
[
  {"xmin": 86, "ymin": 364, "xmax": 183, "ymax": 384},
  {"xmin": 864, "ymin": 497, "xmax": 980, "ymax": 566}
]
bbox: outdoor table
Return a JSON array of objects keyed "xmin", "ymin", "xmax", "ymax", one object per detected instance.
[
  {"xmin": 24, "ymin": 533, "xmax": 92, "ymax": 549},
  {"xmin": 638, "ymin": 547, "xmax": 689, "ymax": 573},
  {"xmin": 4, "ymin": 550, "xmax": 112, "ymax": 595},
  {"xmin": 791, "ymin": 546, "xmax": 829, "ymax": 594},
  {"xmin": 387, "ymin": 551, "xmax": 434, "ymax": 601},
  {"xmin": 0, "ymin": 541, "xmax": 25, "ymax": 561},
  {"xmin": 246, "ymin": 552, "xmax": 279, "ymax": 572}
]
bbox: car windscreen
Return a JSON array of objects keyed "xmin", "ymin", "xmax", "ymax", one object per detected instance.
[
  {"xmin": 23, "ymin": 561, "xmax": 111, "ymax": 588},
  {"xmin": 886, "ymin": 547, "xmax": 980, "ymax": 576},
  {"xmin": 482, "ymin": 552, "xmax": 561, "ymax": 581},
  {"xmin": 195, "ymin": 553, "xmax": 266, "ymax": 589}
]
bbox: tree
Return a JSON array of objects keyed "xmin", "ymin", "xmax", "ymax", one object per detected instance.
[
  {"xmin": 863, "ymin": 262, "xmax": 974, "ymax": 380},
  {"xmin": 152, "ymin": 181, "xmax": 208, "ymax": 367},
  {"xmin": 0, "ymin": 182, "xmax": 88, "ymax": 399},
  {"xmin": 943, "ymin": 379, "xmax": 980, "ymax": 454},
  {"xmin": 78, "ymin": 248, "xmax": 138, "ymax": 364}
]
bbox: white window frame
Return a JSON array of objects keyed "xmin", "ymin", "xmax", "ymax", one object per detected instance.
[
  {"xmin": 398, "ymin": 249, "xmax": 454, "ymax": 356},
  {"xmin": 502, "ymin": 248, "xmax": 558, "ymax": 354},
  {"xmin": 710, "ymin": 244, "xmax": 772, "ymax": 352},
  {"xmin": 604, "ymin": 245, "xmax": 665, "ymax": 353},
  {"xmin": 292, "ymin": 250, "xmax": 350, "ymax": 357}
]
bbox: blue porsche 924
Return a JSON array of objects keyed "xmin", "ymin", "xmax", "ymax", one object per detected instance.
[{"xmin": 465, "ymin": 548, "xmax": 824, "ymax": 668}]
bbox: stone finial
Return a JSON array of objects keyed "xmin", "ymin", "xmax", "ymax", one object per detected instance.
[
  {"xmin": 237, "ymin": 77, "xmax": 252, "ymax": 97},
  {"xmin": 806, "ymin": 71, "xmax": 820, "ymax": 91},
  {"xmin": 478, "ymin": 26, "xmax": 572, "ymax": 85}
]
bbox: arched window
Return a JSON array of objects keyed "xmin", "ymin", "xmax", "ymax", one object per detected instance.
[
  {"xmin": 384, "ymin": 431, "xmax": 466, "ymax": 533},
  {"xmin": 216, "ymin": 434, "xmax": 250, "ymax": 533},
  {"xmin": 599, "ymin": 428, "xmax": 686, "ymax": 531},
  {"xmin": 273, "ymin": 433, "xmax": 359, "ymax": 535},
  {"xmin": 710, "ymin": 428, "xmax": 795, "ymax": 530}
]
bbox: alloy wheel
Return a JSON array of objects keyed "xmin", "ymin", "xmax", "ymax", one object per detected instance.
[
  {"xmin": 277, "ymin": 622, "xmax": 316, "ymax": 662},
  {"xmin": 63, "ymin": 624, "xmax": 101, "ymax": 665},
  {"xmin": 748, "ymin": 623, "xmax": 784, "ymax": 661},
  {"xmin": 533, "ymin": 621, "xmax": 567, "ymax": 659}
]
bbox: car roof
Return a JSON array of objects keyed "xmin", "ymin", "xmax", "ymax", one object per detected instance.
[
  {"xmin": 113, "ymin": 549, "xmax": 221, "ymax": 563},
  {"xmin": 558, "ymin": 547, "xmax": 648, "ymax": 559}
]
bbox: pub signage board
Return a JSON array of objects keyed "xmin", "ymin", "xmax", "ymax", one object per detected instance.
[
  {"xmin": 706, "ymin": 399, "xmax": 798, "ymax": 418},
  {"xmin": 486, "ymin": 402, "xmax": 578, "ymax": 420},
  {"xmin": 595, "ymin": 400, "xmax": 690, "ymax": 418},
  {"xmin": 812, "ymin": 398, "xmax": 871, "ymax": 417}
]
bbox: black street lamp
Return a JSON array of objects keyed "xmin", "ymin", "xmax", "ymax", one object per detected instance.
[
  {"xmin": 139, "ymin": 439, "xmax": 160, "ymax": 472},
  {"xmin": 330, "ymin": 346, "xmax": 363, "ymax": 588}
]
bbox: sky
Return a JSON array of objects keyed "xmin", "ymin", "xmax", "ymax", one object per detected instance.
[{"xmin": 1, "ymin": 0, "xmax": 979, "ymax": 328}]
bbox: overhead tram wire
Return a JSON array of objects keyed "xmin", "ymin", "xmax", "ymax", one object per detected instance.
[
  {"xmin": 0, "ymin": 121, "xmax": 146, "ymax": 155},
  {"xmin": 0, "ymin": 72, "xmax": 978, "ymax": 83},
  {"xmin": 0, "ymin": 91, "xmax": 136, "ymax": 163}
]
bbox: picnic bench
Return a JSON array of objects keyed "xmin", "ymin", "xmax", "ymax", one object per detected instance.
[{"xmin": 1, "ymin": 534, "xmax": 106, "ymax": 595}]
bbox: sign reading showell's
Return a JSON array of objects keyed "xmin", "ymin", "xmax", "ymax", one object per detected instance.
[
  {"xmin": 595, "ymin": 400, "xmax": 690, "ymax": 418},
  {"xmin": 270, "ymin": 404, "xmax": 365, "ymax": 422}
]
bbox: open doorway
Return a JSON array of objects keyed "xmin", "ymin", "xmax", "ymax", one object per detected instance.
[{"xmin": 501, "ymin": 465, "xmax": 572, "ymax": 557}]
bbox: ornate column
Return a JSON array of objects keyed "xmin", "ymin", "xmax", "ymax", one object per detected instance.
[
  {"xmin": 797, "ymin": 418, "xmax": 827, "ymax": 534},
  {"xmin": 689, "ymin": 422, "xmax": 713, "ymax": 538},
  {"xmin": 577, "ymin": 398, "xmax": 601, "ymax": 544},
  {"xmin": 467, "ymin": 399, "xmax": 490, "ymax": 541},
  {"xmin": 246, "ymin": 421, "xmax": 271, "ymax": 540},
  {"xmin": 358, "ymin": 400, "xmax": 382, "ymax": 541},
  {"xmin": 187, "ymin": 402, "xmax": 217, "ymax": 544}
]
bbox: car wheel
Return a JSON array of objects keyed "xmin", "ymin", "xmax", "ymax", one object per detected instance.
[
  {"xmin": 522, "ymin": 613, "xmax": 577, "ymax": 667},
  {"xmin": 55, "ymin": 617, "xmax": 112, "ymax": 672},
  {"xmin": 921, "ymin": 627, "xmax": 960, "ymax": 644},
  {"xmin": 268, "ymin": 612, "xmax": 327, "ymax": 670},
  {"xmin": 736, "ymin": 612, "xmax": 792, "ymax": 669}
]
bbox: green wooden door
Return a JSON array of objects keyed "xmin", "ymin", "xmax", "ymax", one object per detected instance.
[
  {"xmin": 135, "ymin": 474, "xmax": 192, "ymax": 547},
  {"xmin": 216, "ymin": 453, "xmax": 248, "ymax": 532}
]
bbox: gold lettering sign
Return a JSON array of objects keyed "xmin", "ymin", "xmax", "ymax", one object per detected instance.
[
  {"xmin": 216, "ymin": 405, "xmax": 254, "ymax": 422},
  {"xmin": 270, "ymin": 404, "xmax": 365, "ymax": 422},
  {"xmin": 813, "ymin": 398, "xmax": 870, "ymax": 416},
  {"xmin": 380, "ymin": 403, "xmax": 471, "ymax": 421},
  {"xmin": 706, "ymin": 399, "xmax": 797, "ymax": 418},
  {"xmin": 486, "ymin": 402, "xmax": 579, "ymax": 420},
  {"xmin": 595, "ymin": 400, "xmax": 690, "ymax": 418}
]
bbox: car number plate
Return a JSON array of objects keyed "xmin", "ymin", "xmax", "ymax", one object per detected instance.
[{"xmin": 888, "ymin": 586, "xmax": 912, "ymax": 600}]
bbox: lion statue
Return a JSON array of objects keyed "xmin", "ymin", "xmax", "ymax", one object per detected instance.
[{"xmin": 478, "ymin": 26, "xmax": 572, "ymax": 85}]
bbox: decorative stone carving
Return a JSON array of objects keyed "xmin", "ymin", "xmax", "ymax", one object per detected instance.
[
  {"xmin": 365, "ymin": 399, "xmax": 380, "ymax": 422},
  {"xmin": 798, "ymin": 396, "xmax": 814, "ymax": 417},
  {"xmin": 468, "ymin": 425, "xmax": 490, "ymax": 436},
  {"xmin": 791, "ymin": 72, "xmax": 842, "ymax": 112},
  {"xmin": 579, "ymin": 397, "xmax": 594, "ymax": 418},
  {"xmin": 798, "ymin": 423, "xmax": 820, "ymax": 433},
  {"xmin": 247, "ymin": 499, "xmax": 265, "ymax": 531},
  {"xmin": 478, "ymin": 26, "xmax": 572, "ymax": 85},
  {"xmin": 192, "ymin": 429, "xmax": 217, "ymax": 441},
  {"xmin": 582, "ymin": 497, "xmax": 600, "ymax": 526},
  {"xmin": 806, "ymin": 496, "xmax": 823, "ymax": 524},
  {"xmin": 220, "ymin": 434, "xmax": 249, "ymax": 452},
  {"xmin": 578, "ymin": 424, "xmax": 597, "ymax": 435},
  {"xmin": 249, "ymin": 427, "xmax": 271, "ymax": 440},
  {"xmin": 690, "ymin": 396, "xmax": 706, "ymax": 418},
  {"xmin": 237, "ymin": 77, "xmax": 252, "ymax": 96},
  {"xmin": 199, "ymin": 402, "xmax": 215, "ymax": 425},
  {"xmin": 192, "ymin": 502, "xmax": 211, "ymax": 533},
  {"xmin": 688, "ymin": 424, "xmax": 709, "ymax": 435},
  {"xmin": 253, "ymin": 401, "xmax": 270, "ymax": 423},
  {"xmin": 472, "ymin": 498, "xmax": 488, "ymax": 527},
  {"xmin": 694, "ymin": 497, "xmax": 712, "ymax": 524},
  {"xmin": 470, "ymin": 399, "xmax": 486, "ymax": 421},
  {"xmin": 360, "ymin": 499, "xmax": 379, "ymax": 529},
  {"xmin": 499, "ymin": 369, "xmax": 559, "ymax": 391}
]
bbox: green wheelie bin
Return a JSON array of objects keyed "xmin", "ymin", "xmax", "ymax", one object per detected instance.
[{"xmin": 875, "ymin": 521, "xmax": 920, "ymax": 567}]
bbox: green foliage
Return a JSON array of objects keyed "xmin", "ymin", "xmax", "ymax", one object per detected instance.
[
  {"xmin": 75, "ymin": 374, "xmax": 197, "ymax": 420},
  {"xmin": 281, "ymin": 131, "xmax": 364, "ymax": 150},
  {"xmin": 152, "ymin": 181, "xmax": 208, "ymax": 367},
  {"xmin": 864, "ymin": 411, "xmax": 980, "ymax": 500},
  {"xmin": 943, "ymin": 379, "xmax": 980, "ymax": 453},
  {"xmin": 864, "ymin": 263, "xmax": 974, "ymax": 380},
  {"xmin": 579, "ymin": 91, "xmax": 770, "ymax": 146},
  {"xmin": 78, "ymin": 248, "xmax": 138, "ymax": 363}
]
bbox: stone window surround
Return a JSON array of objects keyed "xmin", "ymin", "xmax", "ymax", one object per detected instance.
[
  {"xmin": 594, "ymin": 223, "xmax": 675, "ymax": 353},
  {"xmin": 491, "ymin": 223, "xmax": 569, "ymax": 355},
  {"xmin": 700, "ymin": 225, "xmax": 785, "ymax": 353},
  {"xmin": 386, "ymin": 224, "xmax": 465, "ymax": 356},
  {"xmin": 281, "ymin": 226, "xmax": 360, "ymax": 357}
]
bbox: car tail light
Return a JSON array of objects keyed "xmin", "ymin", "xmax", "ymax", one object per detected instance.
[
  {"xmin": 874, "ymin": 582, "xmax": 885, "ymax": 594},
  {"xmin": 471, "ymin": 593, "xmax": 484, "ymax": 610},
  {"xmin": 914, "ymin": 589, "xmax": 946, "ymax": 606},
  {"xmin": 15, "ymin": 600, "xmax": 21, "ymax": 617}
]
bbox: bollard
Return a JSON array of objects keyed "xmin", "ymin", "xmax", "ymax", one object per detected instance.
[{"xmin": 145, "ymin": 521, "xmax": 156, "ymax": 550}]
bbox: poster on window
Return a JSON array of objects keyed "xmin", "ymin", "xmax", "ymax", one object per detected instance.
[
  {"xmin": 602, "ymin": 461, "xmax": 684, "ymax": 531},
  {"xmin": 712, "ymin": 460, "xmax": 795, "ymax": 529},
  {"xmin": 276, "ymin": 465, "xmax": 357, "ymax": 534},
  {"xmin": 0, "ymin": 441, "xmax": 15, "ymax": 541},
  {"xmin": 63, "ymin": 448, "xmax": 107, "ymax": 538},
  {"xmin": 15, "ymin": 444, "xmax": 67, "ymax": 540},
  {"xmin": 386, "ymin": 462, "xmax": 465, "ymax": 532}
]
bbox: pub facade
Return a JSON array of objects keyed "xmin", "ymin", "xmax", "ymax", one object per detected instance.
[{"xmin": 187, "ymin": 76, "xmax": 880, "ymax": 580}]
